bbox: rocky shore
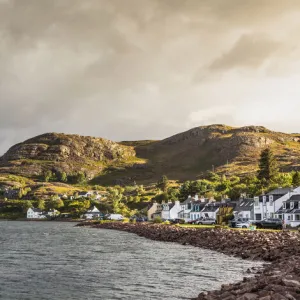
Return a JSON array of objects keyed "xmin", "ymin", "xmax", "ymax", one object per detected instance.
[{"xmin": 77, "ymin": 222, "xmax": 300, "ymax": 300}]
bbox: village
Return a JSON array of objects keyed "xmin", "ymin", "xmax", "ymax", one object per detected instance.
[
  {"xmin": 147, "ymin": 186, "xmax": 300, "ymax": 228},
  {"xmin": 25, "ymin": 186, "xmax": 300, "ymax": 229}
]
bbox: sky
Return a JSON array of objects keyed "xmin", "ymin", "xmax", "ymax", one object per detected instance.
[{"xmin": 1, "ymin": 0, "xmax": 300, "ymax": 154}]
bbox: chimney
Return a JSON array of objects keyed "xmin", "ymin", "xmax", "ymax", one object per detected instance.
[
  {"xmin": 175, "ymin": 200, "xmax": 180, "ymax": 207},
  {"xmin": 195, "ymin": 194, "xmax": 199, "ymax": 201}
]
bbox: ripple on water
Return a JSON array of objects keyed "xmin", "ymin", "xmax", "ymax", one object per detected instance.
[{"xmin": 0, "ymin": 222, "xmax": 263, "ymax": 300}]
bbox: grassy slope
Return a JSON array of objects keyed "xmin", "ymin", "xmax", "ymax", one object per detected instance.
[{"xmin": 2, "ymin": 126, "xmax": 300, "ymax": 186}]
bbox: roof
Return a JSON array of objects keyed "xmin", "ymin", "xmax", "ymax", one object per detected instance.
[
  {"xmin": 162, "ymin": 203, "xmax": 175, "ymax": 210},
  {"xmin": 78, "ymin": 192, "xmax": 88, "ymax": 195},
  {"xmin": 31, "ymin": 208, "xmax": 42, "ymax": 213},
  {"xmin": 190, "ymin": 201, "xmax": 207, "ymax": 212},
  {"xmin": 287, "ymin": 194, "xmax": 300, "ymax": 202},
  {"xmin": 202, "ymin": 203, "xmax": 221, "ymax": 212},
  {"xmin": 182, "ymin": 199, "xmax": 193, "ymax": 205},
  {"xmin": 234, "ymin": 199, "xmax": 254, "ymax": 212},
  {"xmin": 267, "ymin": 188, "xmax": 293, "ymax": 196}
]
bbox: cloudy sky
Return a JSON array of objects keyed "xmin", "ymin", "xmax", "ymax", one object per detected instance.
[{"xmin": 1, "ymin": 0, "xmax": 300, "ymax": 154}]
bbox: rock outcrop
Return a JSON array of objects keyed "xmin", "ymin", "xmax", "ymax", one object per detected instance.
[
  {"xmin": 0, "ymin": 133, "xmax": 136, "ymax": 178},
  {"xmin": 78, "ymin": 222, "xmax": 300, "ymax": 300}
]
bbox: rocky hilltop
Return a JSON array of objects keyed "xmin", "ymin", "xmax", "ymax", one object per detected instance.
[
  {"xmin": 0, "ymin": 133, "xmax": 136, "ymax": 178},
  {"xmin": 1, "ymin": 125, "xmax": 300, "ymax": 184}
]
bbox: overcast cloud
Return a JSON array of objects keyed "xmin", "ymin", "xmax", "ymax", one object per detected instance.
[{"xmin": 1, "ymin": 0, "xmax": 300, "ymax": 154}]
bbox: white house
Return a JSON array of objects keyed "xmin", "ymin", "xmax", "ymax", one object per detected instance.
[
  {"xmin": 253, "ymin": 187, "xmax": 300, "ymax": 221},
  {"xmin": 83, "ymin": 206, "xmax": 101, "ymax": 219},
  {"xmin": 233, "ymin": 198, "xmax": 254, "ymax": 220},
  {"xmin": 275, "ymin": 194, "xmax": 300, "ymax": 227},
  {"xmin": 179, "ymin": 195, "xmax": 199, "ymax": 222},
  {"xmin": 189, "ymin": 199, "xmax": 208, "ymax": 221},
  {"xmin": 27, "ymin": 208, "xmax": 46, "ymax": 219},
  {"xmin": 161, "ymin": 201, "xmax": 182, "ymax": 220},
  {"xmin": 200, "ymin": 201, "xmax": 221, "ymax": 219}
]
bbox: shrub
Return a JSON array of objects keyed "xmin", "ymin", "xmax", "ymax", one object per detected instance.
[{"xmin": 153, "ymin": 216, "xmax": 163, "ymax": 223}]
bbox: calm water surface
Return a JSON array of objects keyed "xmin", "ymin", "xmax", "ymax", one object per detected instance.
[{"xmin": 0, "ymin": 222, "xmax": 263, "ymax": 300}]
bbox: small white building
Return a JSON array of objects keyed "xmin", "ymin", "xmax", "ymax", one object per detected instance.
[
  {"xmin": 200, "ymin": 202, "xmax": 221, "ymax": 219},
  {"xmin": 83, "ymin": 206, "xmax": 101, "ymax": 219},
  {"xmin": 189, "ymin": 199, "xmax": 208, "ymax": 221},
  {"xmin": 27, "ymin": 208, "xmax": 46, "ymax": 219},
  {"xmin": 233, "ymin": 198, "xmax": 254, "ymax": 220},
  {"xmin": 275, "ymin": 194, "xmax": 300, "ymax": 227},
  {"xmin": 179, "ymin": 195, "xmax": 198, "ymax": 222},
  {"xmin": 161, "ymin": 201, "xmax": 182, "ymax": 220}
]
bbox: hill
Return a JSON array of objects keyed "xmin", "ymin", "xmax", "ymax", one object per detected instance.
[{"xmin": 1, "ymin": 125, "xmax": 300, "ymax": 185}]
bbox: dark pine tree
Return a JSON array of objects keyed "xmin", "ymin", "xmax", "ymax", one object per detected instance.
[
  {"xmin": 292, "ymin": 171, "xmax": 300, "ymax": 187},
  {"xmin": 257, "ymin": 148, "xmax": 279, "ymax": 184},
  {"xmin": 156, "ymin": 175, "xmax": 169, "ymax": 193}
]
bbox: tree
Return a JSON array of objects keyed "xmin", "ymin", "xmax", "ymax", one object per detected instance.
[
  {"xmin": 59, "ymin": 172, "xmax": 68, "ymax": 183},
  {"xmin": 48, "ymin": 197, "xmax": 64, "ymax": 210},
  {"xmin": 257, "ymin": 148, "xmax": 279, "ymax": 184},
  {"xmin": 37, "ymin": 199, "xmax": 45, "ymax": 210},
  {"xmin": 44, "ymin": 170, "xmax": 53, "ymax": 182},
  {"xmin": 22, "ymin": 201, "xmax": 33, "ymax": 212},
  {"xmin": 75, "ymin": 172, "xmax": 86, "ymax": 184},
  {"xmin": 156, "ymin": 175, "xmax": 169, "ymax": 192},
  {"xmin": 292, "ymin": 171, "xmax": 300, "ymax": 187}
]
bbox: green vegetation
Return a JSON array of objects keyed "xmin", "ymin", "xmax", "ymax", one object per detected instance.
[
  {"xmin": 156, "ymin": 175, "xmax": 169, "ymax": 192},
  {"xmin": 257, "ymin": 148, "xmax": 279, "ymax": 185}
]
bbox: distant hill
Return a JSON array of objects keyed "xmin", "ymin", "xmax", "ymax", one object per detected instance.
[{"xmin": 1, "ymin": 125, "xmax": 300, "ymax": 185}]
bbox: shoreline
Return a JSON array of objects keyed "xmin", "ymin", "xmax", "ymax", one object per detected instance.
[
  {"xmin": 77, "ymin": 222, "xmax": 300, "ymax": 300},
  {"xmin": 0, "ymin": 218, "xmax": 80, "ymax": 222}
]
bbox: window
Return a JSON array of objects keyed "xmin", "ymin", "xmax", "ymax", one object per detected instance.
[
  {"xmin": 296, "ymin": 215, "xmax": 300, "ymax": 221},
  {"xmin": 288, "ymin": 215, "xmax": 291, "ymax": 220},
  {"xmin": 269, "ymin": 195, "xmax": 273, "ymax": 206},
  {"xmin": 291, "ymin": 202, "xmax": 294, "ymax": 209}
]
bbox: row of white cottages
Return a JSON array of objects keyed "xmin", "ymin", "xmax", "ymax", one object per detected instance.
[
  {"xmin": 147, "ymin": 196, "xmax": 223, "ymax": 222},
  {"xmin": 27, "ymin": 206, "xmax": 101, "ymax": 220},
  {"xmin": 147, "ymin": 187, "xmax": 300, "ymax": 227}
]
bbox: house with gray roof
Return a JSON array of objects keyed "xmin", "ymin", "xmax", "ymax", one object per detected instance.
[
  {"xmin": 233, "ymin": 198, "xmax": 254, "ymax": 220},
  {"xmin": 200, "ymin": 201, "xmax": 221, "ymax": 219},
  {"xmin": 189, "ymin": 200, "xmax": 208, "ymax": 221},
  {"xmin": 27, "ymin": 208, "xmax": 46, "ymax": 219},
  {"xmin": 275, "ymin": 194, "xmax": 300, "ymax": 227},
  {"xmin": 253, "ymin": 187, "xmax": 300, "ymax": 221},
  {"xmin": 161, "ymin": 201, "xmax": 182, "ymax": 220}
]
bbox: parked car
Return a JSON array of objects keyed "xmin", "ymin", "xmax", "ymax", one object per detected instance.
[
  {"xmin": 105, "ymin": 214, "xmax": 124, "ymax": 221},
  {"xmin": 130, "ymin": 216, "xmax": 147, "ymax": 222},
  {"xmin": 254, "ymin": 218, "xmax": 283, "ymax": 230},
  {"xmin": 196, "ymin": 218, "xmax": 216, "ymax": 225},
  {"xmin": 188, "ymin": 218, "xmax": 201, "ymax": 224},
  {"xmin": 229, "ymin": 218, "xmax": 251, "ymax": 228},
  {"xmin": 170, "ymin": 218, "xmax": 185, "ymax": 224}
]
